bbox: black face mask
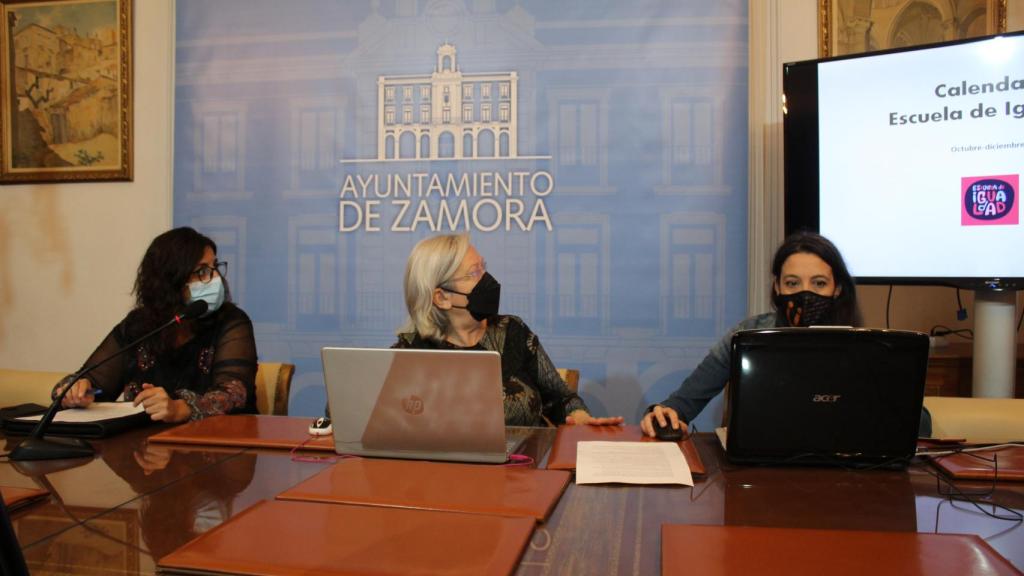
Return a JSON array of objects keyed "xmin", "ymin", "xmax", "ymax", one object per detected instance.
[
  {"xmin": 442, "ymin": 272, "xmax": 501, "ymax": 321},
  {"xmin": 773, "ymin": 290, "xmax": 839, "ymax": 327}
]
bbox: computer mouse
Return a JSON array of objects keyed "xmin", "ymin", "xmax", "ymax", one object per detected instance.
[
  {"xmin": 308, "ymin": 417, "xmax": 333, "ymax": 436},
  {"xmin": 652, "ymin": 418, "xmax": 684, "ymax": 441}
]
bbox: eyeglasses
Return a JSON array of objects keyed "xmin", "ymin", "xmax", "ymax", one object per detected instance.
[
  {"xmin": 191, "ymin": 260, "xmax": 227, "ymax": 284},
  {"xmin": 446, "ymin": 260, "xmax": 487, "ymax": 285}
]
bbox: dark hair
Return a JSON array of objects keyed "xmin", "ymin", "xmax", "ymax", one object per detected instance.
[
  {"xmin": 131, "ymin": 227, "xmax": 221, "ymax": 344},
  {"xmin": 770, "ymin": 231, "xmax": 861, "ymax": 326}
]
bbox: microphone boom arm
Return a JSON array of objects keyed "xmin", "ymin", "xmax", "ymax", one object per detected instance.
[
  {"xmin": 10, "ymin": 302, "xmax": 204, "ymax": 461},
  {"xmin": 29, "ymin": 312, "xmax": 188, "ymax": 439}
]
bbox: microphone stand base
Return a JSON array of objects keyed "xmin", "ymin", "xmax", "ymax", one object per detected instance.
[{"xmin": 9, "ymin": 437, "xmax": 95, "ymax": 461}]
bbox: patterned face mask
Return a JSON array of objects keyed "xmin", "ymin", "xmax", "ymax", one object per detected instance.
[{"xmin": 773, "ymin": 290, "xmax": 838, "ymax": 327}]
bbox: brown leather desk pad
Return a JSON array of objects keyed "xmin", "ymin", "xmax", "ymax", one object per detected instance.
[
  {"xmin": 158, "ymin": 499, "xmax": 535, "ymax": 576},
  {"xmin": 546, "ymin": 424, "xmax": 706, "ymax": 475},
  {"xmin": 930, "ymin": 445, "xmax": 1024, "ymax": 482},
  {"xmin": 148, "ymin": 415, "xmax": 334, "ymax": 451},
  {"xmin": 661, "ymin": 524, "xmax": 1019, "ymax": 576},
  {"xmin": 0, "ymin": 485, "xmax": 50, "ymax": 512},
  {"xmin": 276, "ymin": 457, "xmax": 570, "ymax": 521}
]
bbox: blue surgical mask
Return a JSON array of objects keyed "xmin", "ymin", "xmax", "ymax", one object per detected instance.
[{"xmin": 187, "ymin": 275, "xmax": 225, "ymax": 315}]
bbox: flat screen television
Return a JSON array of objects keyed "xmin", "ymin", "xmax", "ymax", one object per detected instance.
[
  {"xmin": 783, "ymin": 31, "xmax": 1023, "ymax": 291},
  {"xmin": 783, "ymin": 31, "xmax": 1022, "ymax": 397}
]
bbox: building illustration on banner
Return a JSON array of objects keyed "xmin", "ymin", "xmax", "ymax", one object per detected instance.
[
  {"xmin": 368, "ymin": 43, "xmax": 544, "ymax": 162},
  {"xmin": 339, "ymin": 43, "xmax": 553, "ymax": 234}
]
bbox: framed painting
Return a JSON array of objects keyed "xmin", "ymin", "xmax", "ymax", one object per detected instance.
[
  {"xmin": 0, "ymin": 0, "xmax": 132, "ymax": 183},
  {"xmin": 820, "ymin": 0, "xmax": 1008, "ymax": 57}
]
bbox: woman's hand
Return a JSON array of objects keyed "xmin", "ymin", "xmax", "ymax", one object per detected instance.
[
  {"xmin": 566, "ymin": 409, "xmax": 624, "ymax": 427},
  {"xmin": 134, "ymin": 383, "xmax": 191, "ymax": 423},
  {"xmin": 640, "ymin": 405, "xmax": 683, "ymax": 437},
  {"xmin": 60, "ymin": 379, "xmax": 95, "ymax": 409}
]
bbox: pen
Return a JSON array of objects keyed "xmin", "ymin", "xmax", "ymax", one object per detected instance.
[{"xmin": 84, "ymin": 389, "xmax": 103, "ymax": 396}]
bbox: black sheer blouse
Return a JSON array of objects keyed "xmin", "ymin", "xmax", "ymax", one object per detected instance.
[
  {"xmin": 393, "ymin": 315, "xmax": 586, "ymax": 426},
  {"xmin": 54, "ymin": 302, "xmax": 258, "ymax": 419}
]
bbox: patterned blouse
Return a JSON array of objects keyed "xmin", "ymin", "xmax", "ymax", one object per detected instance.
[
  {"xmin": 53, "ymin": 302, "xmax": 258, "ymax": 419},
  {"xmin": 393, "ymin": 315, "xmax": 587, "ymax": 426}
]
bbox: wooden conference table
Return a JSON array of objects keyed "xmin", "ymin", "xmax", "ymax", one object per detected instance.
[{"xmin": 2, "ymin": 423, "xmax": 1023, "ymax": 575}]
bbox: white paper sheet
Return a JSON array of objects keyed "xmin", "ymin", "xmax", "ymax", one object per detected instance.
[
  {"xmin": 715, "ymin": 427, "xmax": 728, "ymax": 451},
  {"xmin": 17, "ymin": 402, "xmax": 145, "ymax": 423},
  {"xmin": 575, "ymin": 441, "xmax": 693, "ymax": 486}
]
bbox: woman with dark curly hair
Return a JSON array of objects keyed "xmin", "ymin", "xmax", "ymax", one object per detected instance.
[{"xmin": 55, "ymin": 227, "xmax": 258, "ymax": 422}]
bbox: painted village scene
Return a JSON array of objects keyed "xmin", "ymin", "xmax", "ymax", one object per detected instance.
[{"xmin": 7, "ymin": 2, "xmax": 119, "ymax": 169}]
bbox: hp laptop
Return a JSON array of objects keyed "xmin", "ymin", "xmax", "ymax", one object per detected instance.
[
  {"xmin": 725, "ymin": 327, "xmax": 929, "ymax": 467},
  {"xmin": 321, "ymin": 347, "xmax": 512, "ymax": 463}
]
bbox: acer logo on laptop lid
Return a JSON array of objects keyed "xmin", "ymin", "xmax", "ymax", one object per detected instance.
[{"xmin": 811, "ymin": 394, "xmax": 841, "ymax": 403}]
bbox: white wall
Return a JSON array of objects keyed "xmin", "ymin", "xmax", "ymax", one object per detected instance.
[
  {"xmin": 0, "ymin": 0, "xmax": 174, "ymax": 376},
  {"xmin": 748, "ymin": 1, "xmax": 819, "ymax": 313}
]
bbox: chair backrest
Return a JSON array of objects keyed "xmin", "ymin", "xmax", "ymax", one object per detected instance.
[
  {"xmin": 923, "ymin": 396, "xmax": 1024, "ymax": 443},
  {"xmin": 0, "ymin": 369, "xmax": 67, "ymax": 407},
  {"xmin": 556, "ymin": 368, "xmax": 580, "ymax": 393},
  {"xmin": 254, "ymin": 363, "xmax": 295, "ymax": 416}
]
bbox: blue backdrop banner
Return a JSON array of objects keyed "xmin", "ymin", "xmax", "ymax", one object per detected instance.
[{"xmin": 174, "ymin": 0, "xmax": 749, "ymax": 428}]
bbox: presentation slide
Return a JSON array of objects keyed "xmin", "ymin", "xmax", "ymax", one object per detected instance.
[{"xmin": 817, "ymin": 35, "xmax": 1023, "ymax": 279}]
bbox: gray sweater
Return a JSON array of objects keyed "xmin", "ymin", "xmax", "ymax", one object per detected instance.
[{"xmin": 660, "ymin": 312, "xmax": 778, "ymax": 423}]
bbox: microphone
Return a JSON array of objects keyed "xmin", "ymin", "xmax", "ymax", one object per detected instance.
[
  {"xmin": 177, "ymin": 300, "xmax": 211, "ymax": 322},
  {"xmin": 9, "ymin": 300, "xmax": 209, "ymax": 461}
]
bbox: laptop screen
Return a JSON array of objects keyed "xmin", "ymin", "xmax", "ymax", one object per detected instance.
[{"xmin": 725, "ymin": 327, "xmax": 929, "ymax": 466}]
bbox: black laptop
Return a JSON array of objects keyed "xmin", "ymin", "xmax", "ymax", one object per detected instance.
[{"xmin": 725, "ymin": 327, "xmax": 929, "ymax": 468}]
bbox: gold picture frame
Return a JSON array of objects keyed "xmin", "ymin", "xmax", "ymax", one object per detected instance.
[
  {"xmin": 0, "ymin": 0, "xmax": 132, "ymax": 183},
  {"xmin": 820, "ymin": 0, "xmax": 1008, "ymax": 58}
]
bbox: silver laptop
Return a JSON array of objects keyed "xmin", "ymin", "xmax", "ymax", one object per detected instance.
[{"xmin": 321, "ymin": 347, "xmax": 511, "ymax": 463}]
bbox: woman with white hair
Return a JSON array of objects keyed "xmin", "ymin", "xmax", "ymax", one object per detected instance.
[{"xmin": 394, "ymin": 234, "xmax": 623, "ymax": 427}]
